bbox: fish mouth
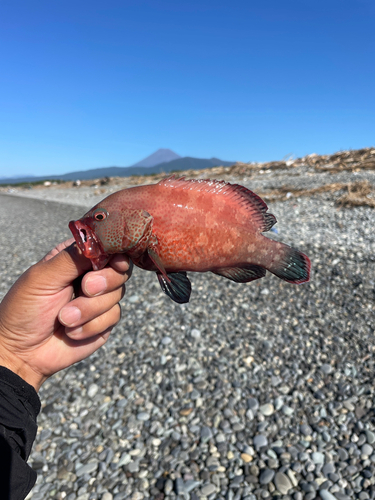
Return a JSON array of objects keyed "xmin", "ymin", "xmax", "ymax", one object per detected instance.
[{"xmin": 69, "ymin": 219, "xmax": 109, "ymax": 270}]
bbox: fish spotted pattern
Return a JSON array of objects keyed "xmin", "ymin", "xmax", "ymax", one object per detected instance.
[{"xmin": 69, "ymin": 177, "xmax": 311, "ymax": 303}]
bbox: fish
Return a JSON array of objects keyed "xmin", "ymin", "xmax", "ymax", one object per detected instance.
[{"xmin": 69, "ymin": 176, "xmax": 311, "ymax": 304}]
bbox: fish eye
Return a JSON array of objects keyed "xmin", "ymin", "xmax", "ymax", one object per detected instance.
[{"xmin": 93, "ymin": 208, "xmax": 108, "ymax": 221}]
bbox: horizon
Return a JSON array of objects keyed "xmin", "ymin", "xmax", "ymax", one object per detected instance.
[{"xmin": 1, "ymin": 0, "xmax": 374, "ymax": 177}]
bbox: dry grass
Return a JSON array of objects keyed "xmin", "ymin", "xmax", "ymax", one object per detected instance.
[
  {"xmin": 336, "ymin": 180, "xmax": 375, "ymax": 208},
  {"xmin": 259, "ymin": 180, "xmax": 375, "ymax": 208}
]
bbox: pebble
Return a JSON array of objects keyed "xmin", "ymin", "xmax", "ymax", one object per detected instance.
[
  {"xmin": 320, "ymin": 363, "xmax": 333, "ymax": 374},
  {"xmin": 241, "ymin": 453, "xmax": 253, "ymax": 463},
  {"xmin": 320, "ymin": 491, "xmax": 338, "ymax": 500},
  {"xmin": 365, "ymin": 430, "xmax": 375, "ymax": 445},
  {"xmin": 76, "ymin": 462, "xmax": 98, "ymax": 477},
  {"xmin": 201, "ymin": 483, "xmax": 217, "ymax": 496},
  {"xmin": 87, "ymin": 383, "xmax": 99, "ymax": 398},
  {"xmin": 201, "ymin": 426, "xmax": 213, "ymax": 443},
  {"xmin": 253, "ymin": 435, "xmax": 268, "ymax": 450},
  {"xmin": 312, "ymin": 452, "xmax": 325, "ymax": 464},
  {"xmin": 7, "ymin": 168, "xmax": 375, "ymax": 500},
  {"xmin": 259, "ymin": 403, "xmax": 274, "ymax": 416},
  {"xmin": 362, "ymin": 444, "xmax": 373, "ymax": 456},
  {"xmin": 137, "ymin": 412, "xmax": 150, "ymax": 421},
  {"xmin": 259, "ymin": 469, "xmax": 275, "ymax": 484},
  {"xmin": 191, "ymin": 328, "xmax": 201, "ymax": 339},
  {"xmin": 274, "ymin": 472, "xmax": 292, "ymax": 494}
]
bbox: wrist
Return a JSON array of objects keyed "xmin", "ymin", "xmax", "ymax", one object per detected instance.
[{"xmin": 0, "ymin": 348, "xmax": 46, "ymax": 392}]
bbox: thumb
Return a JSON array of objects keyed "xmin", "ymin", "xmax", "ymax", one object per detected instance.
[{"xmin": 37, "ymin": 243, "xmax": 93, "ymax": 289}]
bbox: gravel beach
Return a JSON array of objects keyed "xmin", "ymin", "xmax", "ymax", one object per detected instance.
[{"xmin": 1, "ymin": 153, "xmax": 374, "ymax": 500}]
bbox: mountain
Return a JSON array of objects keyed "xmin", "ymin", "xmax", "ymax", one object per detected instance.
[
  {"xmin": 131, "ymin": 148, "xmax": 181, "ymax": 168},
  {"xmin": 0, "ymin": 174, "xmax": 36, "ymax": 180},
  {"xmin": 0, "ymin": 150, "xmax": 236, "ymax": 185}
]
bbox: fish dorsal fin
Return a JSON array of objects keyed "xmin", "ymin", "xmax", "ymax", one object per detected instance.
[{"xmin": 158, "ymin": 176, "xmax": 277, "ymax": 232}]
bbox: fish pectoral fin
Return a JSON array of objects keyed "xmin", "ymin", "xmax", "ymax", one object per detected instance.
[
  {"xmin": 157, "ymin": 271, "xmax": 192, "ymax": 304},
  {"xmin": 212, "ymin": 264, "xmax": 266, "ymax": 283},
  {"xmin": 147, "ymin": 244, "xmax": 170, "ymax": 281}
]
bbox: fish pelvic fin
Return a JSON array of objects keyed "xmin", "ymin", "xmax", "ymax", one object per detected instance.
[
  {"xmin": 212, "ymin": 264, "xmax": 266, "ymax": 283},
  {"xmin": 269, "ymin": 245, "xmax": 311, "ymax": 284},
  {"xmin": 157, "ymin": 271, "xmax": 192, "ymax": 304},
  {"xmin": 157, "ymin": 176, "xmax": 276, "ymax": 233}
]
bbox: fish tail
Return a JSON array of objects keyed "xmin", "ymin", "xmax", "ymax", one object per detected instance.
[{"xmin": 266, "ymin": 241, "xmax": 311, "ymax": 284}]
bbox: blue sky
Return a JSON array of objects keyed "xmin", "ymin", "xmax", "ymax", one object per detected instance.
[{"xmin": 1, "ymin": 0, "xmax": 374, "ymax": 177}]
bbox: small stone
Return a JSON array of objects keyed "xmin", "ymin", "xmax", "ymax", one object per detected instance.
[
  {"xmin": 287, "ymin": 469, "xmax": 298, "ymax": 487},
  {"xmin": 76, "ymin": 462, "xmax": 98, "ymax": 477},
  {"xmin": 117, "ymin": 453, "xmax": 131, "ymax": 468},
  {"xmin": 241, "ymin": 453, "xmax": 253, "ymax": 463},
  {"xmin": 322, "ymin": 462, "xmax": 336, "ymax": 476},
  {"xmin": 320, "ymin": 363, "xmax": 333, "ymax": 374},
  {"xmin": 338, "ymin": 448, "xmax": 348, "ymax": 461},
  {"xmin": 201, "ymin": 483, "xmax": 217, "ymax": 496},
  {"xmin": 87, "ymin": 383, "xmax": 99, "ymax": 398},
  {"xmin": 190, "ymin": 328, "xmax": 201, "ymax": 339},
  {"xmin": 320, "ymin": 491, "xmax": 338, "ymax": 500},
  {"xmin": 343, "ymin": 400, "xmax": 355, "ymax": 412},
  {"xmin": 312, "ymin": 452, "xmax": 325, "ymax": 464},
  {"xmin": 253, "ymin": 434, "xmax": 268, "ymax": 450},
  {"xmin": 126, "ymin": 461, "xmax": 140, "ymax": 473},
  {"xmin": 365, "ymin": 430, "xmax": 375, "ymax": 444},
  {"xmin": 259, "ymin": 403, "xmax": 274, "ymax": 416},
  {"xmin": 247, "ymin": 398, "xmax": 259, "ymax": 412},
  {"xmin": 164, "ymin": 479, "xmax": 173, "ymax": 494},
  {"xmin": 200, "ymin": 426, "xmax": 213, "ymax": 443},
  {"xmin": 362, "ymin": 444, "xmax": 373, "ymax": 456},
  {"xmin": 300, "ymin": 424, "xmax": 313, "ymax": 436},
  {"xmin": 128, "ymin": 294, "xmax": 139, "ymax": 303},
  {"xmin": 185, "ymin": 480, "xmax": 201, "ymax": 493},
  {"xmin": 274, "ymin": 472, "xmax": 292, "ymax": 494},
  {"xmin": 161, "ymin": 336, "xmax": 172, "ymax": 345},
  {"xmin": 282, "ymin": 405, "xmax": 294, "ymax": 416},
  {"xmin": 259, "ymin": 469, "xmax": 275, "ymax": 484},
  {"xmin": 328, "ymin": 472, "xmax": 340, "ymax": 483},
  {"xmin": 101, "ymin": 493, "xmax": 113, "ymax": 500},
  {"xmin": 137, "ymin": 412, "xmax": 150, "ymax": 421}
]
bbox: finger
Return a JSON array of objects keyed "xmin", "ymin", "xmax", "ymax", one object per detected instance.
[
  {"xmin": 82, "ymin": 255, "xmax": 132, "ymax": 297},
  {"xmin": 108, "ymin": 254, "xmax": 134, "ymax": 275},
  {"xmin": 65, "ymin": 303, "xmax": 121, "ymax": 339},
  {"xmin": 34, "ymin": 242, "xmax": 93, "ymax": 290},
  {"xmin": 43, "ymin": 238, "xmax": 76, "ymax": 262},
  {"xmin": 58, "ymin": 285, "xmax": 125, "ymax": 327},
  {"xmin": 47, "ymin": 327, "xmax": 113, "ymax": 369}
]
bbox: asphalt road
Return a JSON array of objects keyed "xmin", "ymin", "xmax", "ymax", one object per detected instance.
[{"xmin": 0, "ymin": 194, "xmax": 86, "ymax": 297}]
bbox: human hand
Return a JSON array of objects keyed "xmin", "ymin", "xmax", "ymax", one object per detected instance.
[{"xmin": 0, "ymin": 238, "xmax": 132, "ymax": 391}]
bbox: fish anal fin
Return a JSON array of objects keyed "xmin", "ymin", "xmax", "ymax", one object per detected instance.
[
  {"xmin": 157, "ymin": 271, "xmax": 192, "ymax": 304},
  {"xmin": 212, "ymin": 264, "xmax": 266, "ymax": 283}
]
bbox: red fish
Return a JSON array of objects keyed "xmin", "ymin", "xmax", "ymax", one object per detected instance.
[{"xmin": 69, "ymin": 177, "xmax": 310, "ymax": 303}]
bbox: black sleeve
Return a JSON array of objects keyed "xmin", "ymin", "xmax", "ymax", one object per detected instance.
[{"xmin": 0, "ymin": 366, "xmax": 41, "ymax": 500}]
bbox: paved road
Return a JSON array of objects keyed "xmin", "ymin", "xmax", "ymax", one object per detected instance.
[{"xmin": 0, "ymin": 194, "xmax": 85, "ymax": 297}]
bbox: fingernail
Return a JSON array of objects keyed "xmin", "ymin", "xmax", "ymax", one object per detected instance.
[
  {"xmin": 85, "ymin": 275, "xmax": 107, "ymax": 296},
  {"xmin": 67, "ymin": 326, "xmax": 83, "ymax": 337},
  {"xmin": 59, "ymin": 306, "xmax": 81, "ymax": 326}
]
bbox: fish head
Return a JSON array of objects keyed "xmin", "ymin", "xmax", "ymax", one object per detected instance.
[{"xmin": 69, "ymin": 202, "xmax": 154, "ymax": 270}]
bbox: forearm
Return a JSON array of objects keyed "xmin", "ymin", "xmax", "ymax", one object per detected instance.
[{"xmin": 0, "ymin": 366, "xmax": 41, "ymax": 500}]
